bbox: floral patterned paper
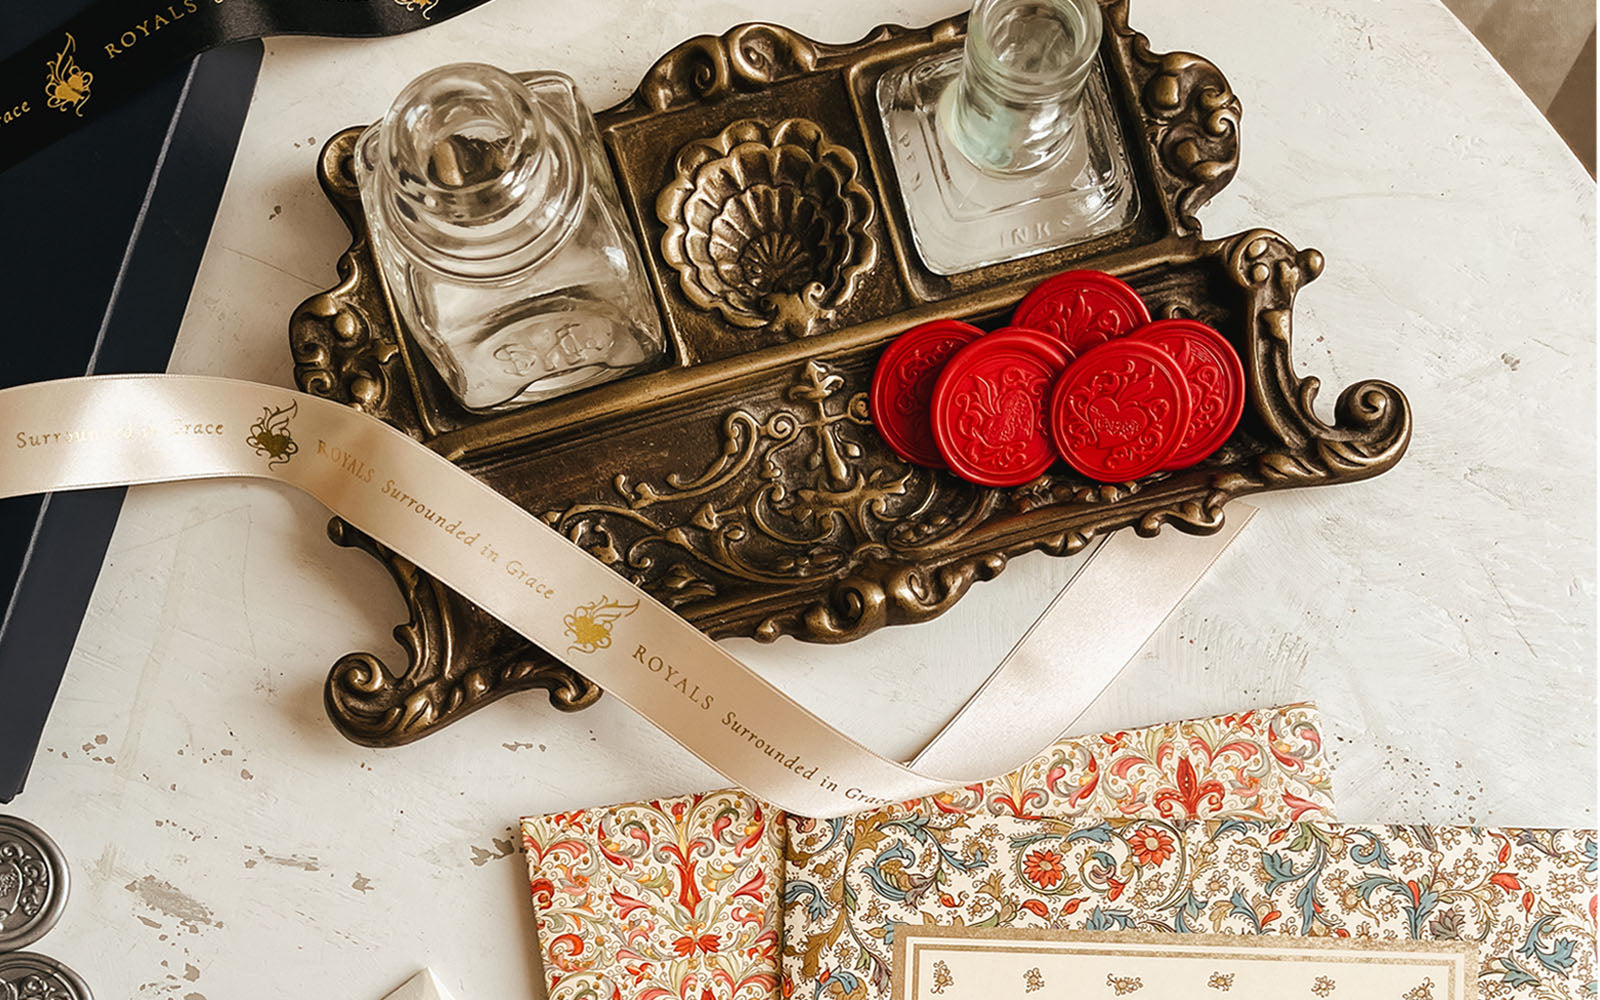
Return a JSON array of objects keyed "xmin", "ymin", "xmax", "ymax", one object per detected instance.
[
  {"xmin": 781, "ymin": 703, "xmax": 1337, "ymax": 996},
  {"xmin": 522, "ymin": 704, "xmax": 1335, "ymax": 1000},
  {"xmin": 782, "ymin": 818, "xmax": 1598, "ymax": 1000},
  {"xmin": 907, "ymin": 702, "xmax": 1333, "ymax": 822},
  {"xmin": 523, "ymin": 790, "xmax": 784, "ymax": 1000}
]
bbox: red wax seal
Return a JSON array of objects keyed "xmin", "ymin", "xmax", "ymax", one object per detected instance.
[
  {"xmin": 870, "ymin": 320, "xmax": 986, "ymax": 466},
  {"xmin": 930, "ymin": 328, "xmax": 1071, "ymax": 487},
  {"xmin": 1012, "ymin": 270, "xmax": 1152, "ymax": 354},
  {"xmin": 1134, "ymin": 318, "xmax": 1245, "ymax": 469},
  {"xmin": 1049, "ymin": 340, "xmax": 1192, "ymax": 482}
]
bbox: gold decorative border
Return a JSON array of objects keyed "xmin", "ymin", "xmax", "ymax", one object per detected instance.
[{"xmin": 894, "ymin": 926, "xmax": 1478, "ymax": 1000}]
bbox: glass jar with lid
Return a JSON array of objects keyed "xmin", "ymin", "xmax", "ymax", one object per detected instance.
[
  {"xmin": 355, "ymin": 63, "xmax": 666, "ymax": 412},
  {"xmin": 876, "ymin": 0, "xmax": 1139, "ymax": 275}
]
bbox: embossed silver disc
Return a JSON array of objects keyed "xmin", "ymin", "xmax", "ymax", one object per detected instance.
[
  {"xmin": 0, "ymin": 818, "xmax": 68, "ymax": 952},
  {"xmin": 0, "ymin": 952, "xmax": 92, "ymax": 999}
]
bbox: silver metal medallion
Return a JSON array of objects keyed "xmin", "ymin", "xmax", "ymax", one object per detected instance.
[
  {"xmin": 0, "ymin": 818, "xmax": 68, "ymax": 952},
  {"xmin": 0, "ymin": 952, "xmax": 92, "ymax": 999}
]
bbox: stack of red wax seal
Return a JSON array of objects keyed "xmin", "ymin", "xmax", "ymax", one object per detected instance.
[{"xmin": 869, "ymin": 270, "xmax": 1246, "ymax": 486}]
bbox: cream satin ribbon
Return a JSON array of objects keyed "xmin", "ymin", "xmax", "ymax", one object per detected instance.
[{"xmin": 0, "ymin": 375, "xmax": 1250, "ymax": 817}]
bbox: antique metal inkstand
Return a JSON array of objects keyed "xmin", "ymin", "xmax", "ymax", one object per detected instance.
[{"xmin": 289, "ymin": 0, "xmax": 1411, "ymax": 747}]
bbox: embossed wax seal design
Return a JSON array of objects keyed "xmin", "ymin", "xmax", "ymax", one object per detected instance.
[
  {"xmin": 0, "ymin": 817, "xmax": 68, "ymax": 953},
  {"xmin": 931, "ymin": 329, "xmax": 1071, "ymax": 487},
  {"xmin": 1134, "ymin": 319, "xmax": 1245, "ymax": 468},
  {"xmin": 1050, "ymin": 340, "xmax": 1192, "ymax": 482},
  {"xmin": 1012, "ymin": 270, "xmax": 1152, "ymax": 355},
  {"xmin": 870, "ymin": 320, "xmax": 985, "ymax": 467},
  {"xmin": 0, "ymin": 952, "xmax": 93, "ymax": 999}
]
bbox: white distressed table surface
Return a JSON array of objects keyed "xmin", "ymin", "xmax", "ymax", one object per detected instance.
[{"xmin": 9, "ymin": 1, "xmax": 1594, "ymax": 997}]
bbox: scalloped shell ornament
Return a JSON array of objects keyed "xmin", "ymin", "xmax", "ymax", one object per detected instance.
[{"xmin": 657, "ymin": 118, "xmax": 878, "ymax": 340}]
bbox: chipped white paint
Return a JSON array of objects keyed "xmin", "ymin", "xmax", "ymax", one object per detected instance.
[{"xmin": 6, "ymin": 1, "xmax": 1592, "ymax": 998}]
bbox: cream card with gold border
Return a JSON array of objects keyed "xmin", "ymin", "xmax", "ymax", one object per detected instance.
[{"xmin": 894, "ymin": 926, "xmax": 1477, "ymax": 999}]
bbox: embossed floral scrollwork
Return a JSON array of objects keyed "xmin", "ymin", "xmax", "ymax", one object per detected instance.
[
  {"xmin": 5, "ymin": 970, "xmax": 79, "ymax": 1000},
  {"xmin": 290, "ymin": 129, "xmax": 411, "ymax": 426},
  {"xmin": 321, "ymin": 519, "xmax": 600, "ymax": 746},
  {"xmin": 0, "ymin": 842, "xmax": 47, "ymax": 927},
  {"xmin": 759, "ymin": 552, "xmax": 1008, "ymax": 643},
  {"xmin": 1104, "ymin": 0, "xmax": 1241, "ymax": 235},
  {"xmin": 545, "ymin": 360, "xmax": 985, "ymax": 600},
  {"xmin": 636, "ymin": 23, "xmax": 820, "ymax": 112},
  {"xmin": 1216, "ymin": 230, "xmax": 1412, "ymax": 492}
]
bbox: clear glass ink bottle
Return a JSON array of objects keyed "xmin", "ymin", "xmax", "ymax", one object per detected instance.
[
  {"xmin": 355, "ymin": 63, "xmax": 666, "ymax": 412},
  {"xmin": 877, "ymin": 0, "xmax": 1138, "ymax": 275}
]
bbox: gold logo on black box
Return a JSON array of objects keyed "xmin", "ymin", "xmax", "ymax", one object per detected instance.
[{"xmin": 45, "ymin": 34, "xmax": 92, "ymax": 117}]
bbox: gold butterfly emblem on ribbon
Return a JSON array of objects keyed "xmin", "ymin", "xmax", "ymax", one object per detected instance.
[
  {"xmin": 246, "ymin": 402, "xmax": 300, "ymax": 468},
  {"xmin": 564, "ymin": 596, "xmax": 638, "ymax": 655},
  {"xmin": 45, "ymin": 33, "xmax": 92, "ymax": 117}
]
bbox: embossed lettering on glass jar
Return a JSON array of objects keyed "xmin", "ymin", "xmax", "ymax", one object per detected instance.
[
  {"xmin": 877, "ymin": 0, "xmax": 1139, "ymax": 275},
  {"xmin": 355, "ymin": 63, "xmax": 667, "ymax": 412}
]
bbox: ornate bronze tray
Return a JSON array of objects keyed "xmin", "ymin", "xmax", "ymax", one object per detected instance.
[{"xmin": 289, "ymin": 1, "xmax": 1411, "ymax": 747}]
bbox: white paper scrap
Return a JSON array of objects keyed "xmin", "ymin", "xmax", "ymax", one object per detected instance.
[{"xmin": 380, "ymin": 970, "xmax": 456, "ymax": 1000}]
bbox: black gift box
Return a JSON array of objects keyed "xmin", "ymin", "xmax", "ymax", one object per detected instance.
[{"xmin": 0, "ymin": 7, "xmax": 263, "ymax": 802}]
